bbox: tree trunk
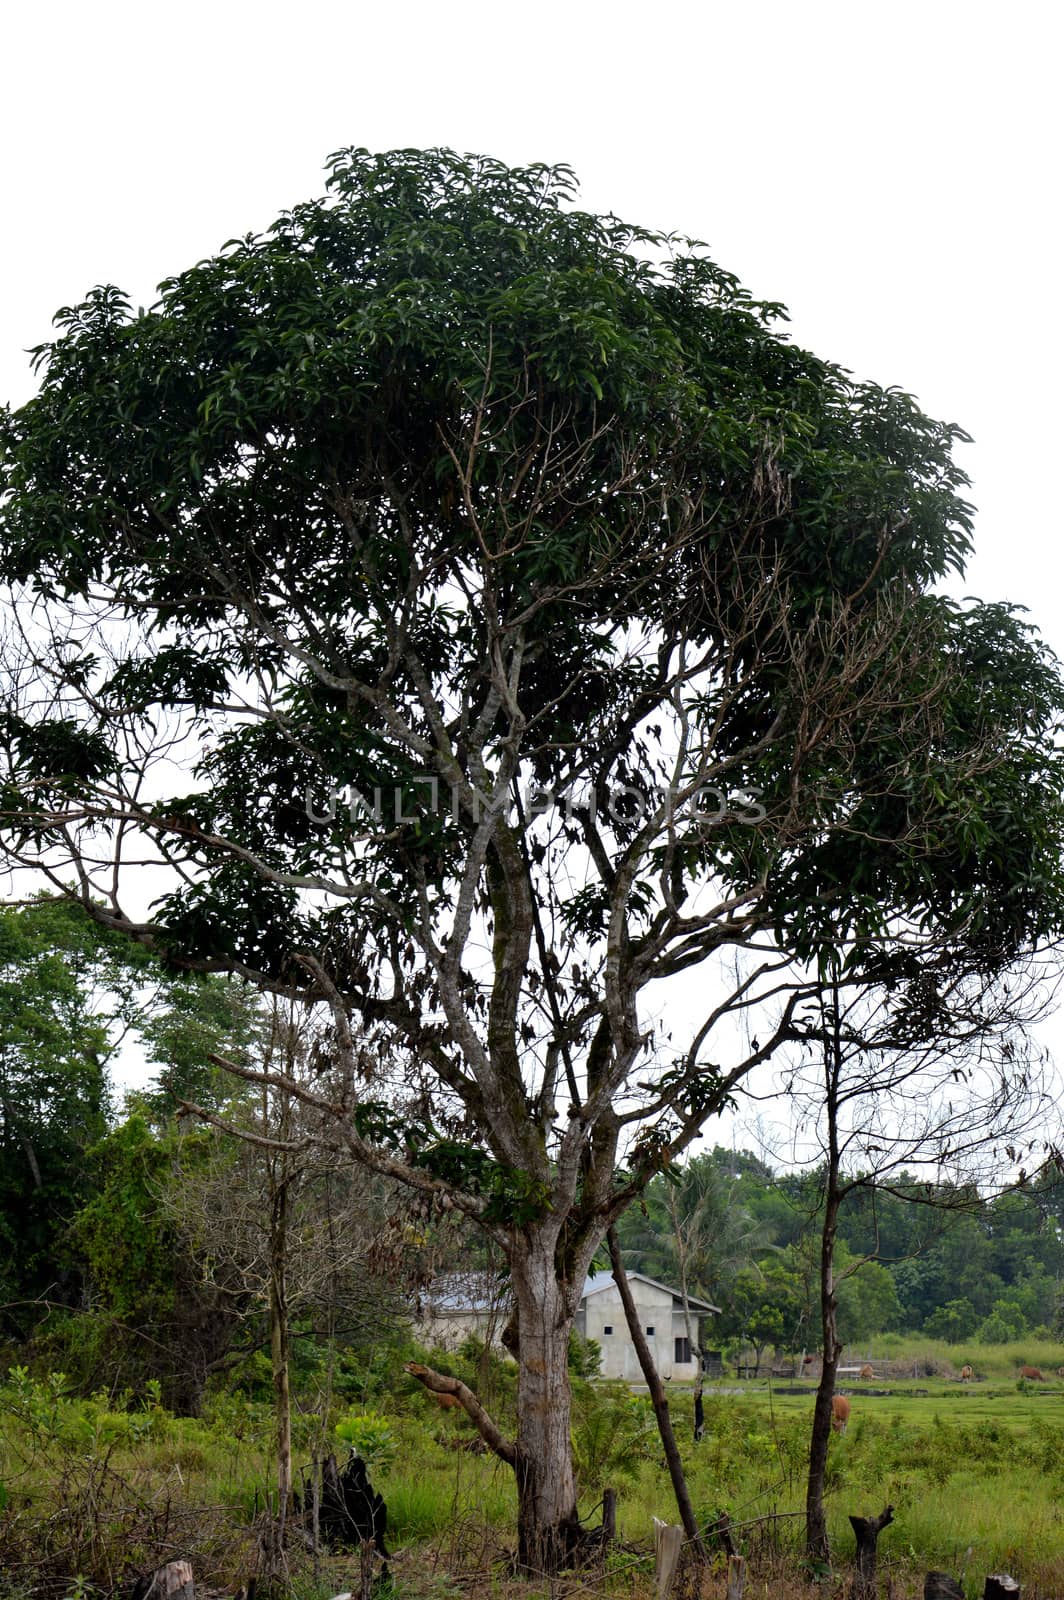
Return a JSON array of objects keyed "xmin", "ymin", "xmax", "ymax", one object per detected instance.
[
  {"xmin": 509, "ymin": 1230, "xmax": 582, "ymax": 1575},
  {"xmin": 607, "ymin": 1227, "xmax": 705, "ymax": 1558},
  {"xmin": 310, "ymin": 1449, "xmax": 321, "ymax": 1557},
  {"xmin": 667, "ymin": 1186, "xmax": 705, "ymax": 1442},
  {"xmin": 269, "ymin": 1176, "xmax": 292, "ymax": 1532},
  {"xmin": 806, "ymin": 977, "xmax": 845, "ymax": 1568},
  {"xmin": 806, "ymin": 1179, "xmax": 842, "ymax": 1565}
]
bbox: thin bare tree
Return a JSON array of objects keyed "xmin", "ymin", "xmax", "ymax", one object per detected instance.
[{"xmin": 775, "ymin": 960, "xmax": 1058, "ymax": 1566}]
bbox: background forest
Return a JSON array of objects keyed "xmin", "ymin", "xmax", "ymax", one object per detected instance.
[
  {"xmin": 8, "ymin": 901, "xmax": 1064, "ymax": 1595},
  {"xmin": 5, "ymin": 895, "xmax": 1062, "ymax": 1405}
]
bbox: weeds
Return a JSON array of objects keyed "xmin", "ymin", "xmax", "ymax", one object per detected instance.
[{"xmin": 5, "ymin": 1364, "xmax": 1064, "ymax": 1596}]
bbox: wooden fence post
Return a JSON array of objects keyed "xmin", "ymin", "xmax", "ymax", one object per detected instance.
[
  {"xmin": 653, "ymin": 1517, "xmax": 684, "ymax": 1600},
  {"xmin": 602, "ymin": 1487, "xmax": 617, "ymax": 1542},
  {"xmin": 726, "ymin": 1554, "xmax": 746, "ymax": 1600}
]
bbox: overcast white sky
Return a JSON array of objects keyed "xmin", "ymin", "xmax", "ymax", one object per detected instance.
[
  {"xmin": 2, "ymin": 0, "xmax": 1062, "ymax": 1128},
  {"xmin": 3, "ymin": 0, "xmax": 1060, "ymax": 626}
]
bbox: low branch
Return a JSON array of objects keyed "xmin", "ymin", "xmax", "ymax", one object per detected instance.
[{"xmin": 403, "ymin": 1360, "xmax": 517, "ymax": 1466}]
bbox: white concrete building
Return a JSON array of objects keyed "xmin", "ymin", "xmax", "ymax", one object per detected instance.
[
  {"xmin": 415, "ymin": 1272, "xmax": 511, "ymax": 1350},
  {"xmin": 417, "ymin": 1269, "xmax": 719, "ymax": 1381},
  {"xmin": 575, "ymin": 1271, "xmax": 719, "ymax": 1381}
]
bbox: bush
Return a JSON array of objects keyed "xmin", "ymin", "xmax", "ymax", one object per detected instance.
[
  {"xmin": 978, "ymin": 1300, "xmax": 1028, "ymax": 1344},
  {"xmin": 335, "ymin": 1409, "xmax": 397, "ymax": 1472},
  {"xmin": 570, "ymin": 1380, "xmax": 656, "ymax": 1491},
  {"xmin": 567, "ymin": 1330, "xmax": 602, "ymax": 1377},
  {"xmin": 923, "ymin": 1298, "xmax": 978, "ymax": 1343}
]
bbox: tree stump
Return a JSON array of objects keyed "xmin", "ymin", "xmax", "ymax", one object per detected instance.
[
  {"xmin": 318, "ymin": 1451, "xmax": 389, "ymax": 1563},
  {"xmin": 984, "ymin": 1578, "xmax": 1020, "ymax": 1600},
  {"xmin": 133, "ymin": 1564, "xmax": 195, "ymax": 1600},
  {"xmin": 925, "ymin": 1576, "xmax": 965, "ymax": 1600},
  {"xmin": 849, "ymin": 1505, "xmax": 894, "ymax": 1600}
]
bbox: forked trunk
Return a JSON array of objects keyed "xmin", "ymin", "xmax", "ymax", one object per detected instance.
[
  {"xmin": 407, "ymin": 1226, "xmax": 588, "ymax": 1572},
  {"xmin": 509, "ymin": 1232, "xmax": 582, "ymax": 1574}
]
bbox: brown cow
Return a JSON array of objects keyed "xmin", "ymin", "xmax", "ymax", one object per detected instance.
[
  {"xmin": 960, "ymin": 1364, "xmax": 974, "ymax": 1382},
  {"xmin": 859, "ymin": 1364, "xmax": 874, "ymax": 1380},
  {"xmin": 431, "ymin": 1391, "xmax": 462, "ymax": 1410},
  {"xmin": 831, "ymin": 1394, "xmax": 851, "ymax": 1433},
  {"xmin": 1020, "ymin": 1365, "xmax": 1044, "ymax": 1381}
]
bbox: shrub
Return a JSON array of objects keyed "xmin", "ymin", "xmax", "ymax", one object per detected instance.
[
  {"xmin": 570, "ymin": 1381, "xmax": 656, "ymax": 1491},
  {"xmin": 335, "ymin": 1409, "xmax": 397, "ymax": 1472},
  {"xmin": 567, "ymin": 1330, "xmax": 602, "ymax": 1377}
]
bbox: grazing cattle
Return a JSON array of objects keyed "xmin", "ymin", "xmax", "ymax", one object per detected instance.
[
  {"xmin": 1020, "ymin": 1365, "xmax": 1044, "ymax": 1381},
  {"xmin": 431, "ymin": 1391, "xmax": 462, "ymax": 1410},
  {"xmin": 859, "ymin": 1364, "xmax": 874, "ymax": 1380},
  {"xmin": 960, "ymin": 1364, "xmax": 974, "ymax": 1382},
  {"xmin": 1057, "ymin": 1366, "xmax": 1064, "ymax": 1379},
  {"xmin": 831, "ymin": 1394, "xmax": 851, "ymax": 1433}
]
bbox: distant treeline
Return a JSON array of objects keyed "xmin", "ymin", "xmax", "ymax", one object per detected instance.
[
  {"xmin": 2, "ymin": 898, "xmax": 1062, "ymax": 1410},
  {"xmin": 614, "ymin": 1144, "xmax": 1064, "ymax": 1360}
]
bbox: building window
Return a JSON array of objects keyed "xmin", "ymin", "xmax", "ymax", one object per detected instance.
[
  {"xmin": 675, "ymin": 1336, "xmax": 691, "ymax": 1364},
  {"xmin": 646, "ymin": 1325, "xmax": 655, "ymax": 1336},
  {"xmin": 603, "ymin": 1325, "xmax": 613, "ymax": 1335}
]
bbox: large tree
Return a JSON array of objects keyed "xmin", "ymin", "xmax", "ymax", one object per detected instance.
[{"xmin": 2, "ymin": 148, "xmax": 1064, "ymax": 1568}]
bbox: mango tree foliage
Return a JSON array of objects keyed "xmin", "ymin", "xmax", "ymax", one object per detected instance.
[
  {"xmin": 0, "ymin": 900, "xmax": 114, "ymax": 1310},
  {"xmin": 3, "ymin": 149, "xmax": 1064, "ymax": 1567},
  {"xmin": 0, "ymin": 895, "xmax": 264, "ymax": 1333}
]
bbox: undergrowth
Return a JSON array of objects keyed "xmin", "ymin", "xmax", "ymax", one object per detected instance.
[{"xmin": 4, "ymin": 1363, "xmax": 1064, "ymax": 1596}]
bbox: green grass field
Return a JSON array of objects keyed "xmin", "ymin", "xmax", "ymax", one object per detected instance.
[
  {"xmin": 5, "ymin": 1350, "xmax": 1064, "ymax": 1598},
  {"xmin": 632, "ymin": 1366, "xmax": 1064, "ymax": 1597}
]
